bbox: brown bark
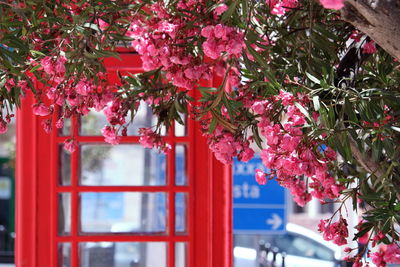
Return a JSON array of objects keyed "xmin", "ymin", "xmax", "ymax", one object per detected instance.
[
  {"xmin": 341, "ymin": 0, "xmax": 400, "ymax": 61},
  {"xmin": 348, "ymin": 138, "xmax": 384, "ymax": 178}
]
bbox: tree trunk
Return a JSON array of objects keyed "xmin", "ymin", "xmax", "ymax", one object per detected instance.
[{"xmin": 341, "ymin": 0, "xmax": 400, "ymax": 61}]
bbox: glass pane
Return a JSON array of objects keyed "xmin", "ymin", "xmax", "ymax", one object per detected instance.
[
  {"xmin": 58, "ymin": 243, "xmax": 71, "ymax": 267},
  {"xmin": 175, "ymin": 193, "xmax": 187, "ymax": 234},
  {"xmin": 58, "ymin": 193, "xmax": 71, "ymax": 236},
  {"xmin": 80, "ymin": 145, "xmax": 166, "ymax": 186},
  {"xmin": 80, "ymin": 192, "xmax": 167, "ymax": 234},
  {"xmin": 175, "ymin": 145, "xmax": 187, "ymax": 186},
  {"xmin": 80, "ymin": 102, "xmax": 164, "ymax": 136},
  {"xmin": 80, "ymin": 242, "xmax": 167, "ymax": 267},
  {"xmin": 174, "ymin": 114, "xmax": 187, "ymax": 137},
  {"xmin": 58, "ymin": 118, "xmax": 71, "ymax": 136},
  {"xmin": 59, "ymin": 146, "xmax": 71, "ymax": 186},
  {"xmin": 175, "ymin": 242, "xmax": 187, "ymax": 267}
]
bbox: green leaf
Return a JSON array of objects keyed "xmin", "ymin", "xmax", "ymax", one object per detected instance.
[
  {"xmin": 83, "ymin": 22, "xmax": 101, "ymax": 32},
  {"xmin": 221, "ymin": 1, "xmax": 238, "ymax": 22},
  {"xmin": 391, "ymin": 126, "xmax": 400, "ymax": 133},
  {"xmin": 29, "ymin": 64, "xmax": 41, "ymax": 72},
  {"xmin": 305, "ymin": 72, "xmax": 320, "ymax": 85},
  {"xmin": 208, "ymin": 116, "xmax": 217, "ymax": 133},
  {"xmin": 30, "ymin": 50, "xmax": 46, "ymax": 57},
  {"xmin": 294, "ymin": 102, "xmax": 312, "ymax": 121},
  {"xmin": 395, "ymin": 203, "xmax": 400, "ymax": 211},
  {"xmin": 312, "ymin": 96, "xmax": 320, "ymax": 111}
]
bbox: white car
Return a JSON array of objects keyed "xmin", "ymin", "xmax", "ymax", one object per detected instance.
[{"xmin": 234, "ymin": 223, "xmax": 343, "ymax": 267}]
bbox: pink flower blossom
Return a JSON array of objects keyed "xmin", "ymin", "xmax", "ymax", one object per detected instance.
[
  {"xmin": 252, "ymin": 101, "xmax": 267, "ymax": 115},
  {"xmin": 75, "ymin": 80, "xmax": 92, "ymax": 96},
  {"xmin": 54, "ymin": 56, "xmax": 67, "ymax": 74},
  {"xmin": 201, "ymin": 24, "xmax": 244, "ymax": 60},
  {"xmin": 64, "ymin": 139, "xmax": 78, "ymax": 153},
  {"xmin": 0, "ymin": 120, "xmax": 8, "ymax": 134},
  {"xmin": 138, "ymin": 127, "xmax": 170, "ymax": 152},
  {"xmin": 384, "ymin": 244, "xmax": 400, "ymax": 264},
  {"xmin": 41, "ymin": 56, "xmax": 54, "ymax": 74},
  {"xmin": 255, "ymin": 169, "xmax": 267, "ymax": 185},
  {"xmin": 101, "ymin": 126, "xmax": 121, "ymax": 145},
  {"xmin": 319, "ymin": 0, "xmax": 345, "ymax": 9},
  {"xmin": 139, "ymin": 128, "xmax": 155, "ymax": 148},
  {"xmin": 213, "ymin": 4, "xmax": 228, "ymax": 16},
  {"xmin": 97, "ymin": 19, "xmax": 109, "ymax": 31},
  {"xmin": 267, "ymin": 0, "xmax": 298, "ymax": 15},
  {"xmin": 32, "ymin": 103, "xmax": 51, "ymax": 116},
  {"xmin": 17, "ymin": 80, "xmax": 29, "ymax": 94},
  {"xmin": 363, "ymin": 41, "xmax": 377, "ymax": 54},
  {"xmin": 370, "ymin": 251, "xmax": 386, "ymax": 267},
  {"xmin": 238, "ymin": 147, "xmax": 255, "ymax": 162},
  {"xmin": 318, "ymin": 217, "xmax": 348, "ymax": 246},
  {"xmin": 5, "ymin": 78, "xmax": 15, "ymax": 92},
  {"xmin": 56, "ymin": 118, "xmax": 64, "ymax": 129}
]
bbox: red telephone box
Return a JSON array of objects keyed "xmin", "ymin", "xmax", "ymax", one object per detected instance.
[{"xmin": 15, "ymin": 53, "xmax": 232, "ymax": 267}]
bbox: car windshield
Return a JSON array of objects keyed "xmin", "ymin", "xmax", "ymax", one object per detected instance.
[{"xmin": 234, "ymin": 232, "xmax": 335, "ymax": 262}]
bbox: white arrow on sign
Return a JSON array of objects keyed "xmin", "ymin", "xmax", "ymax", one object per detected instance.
[{"xmin": 266, "ymin": 213, "xmax": 283, "ymax": 230}]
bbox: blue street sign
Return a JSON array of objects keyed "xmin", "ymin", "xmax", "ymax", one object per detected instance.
[{"xmin": 233, "ymin": 156, "xmax": 287, "ymax": 233}]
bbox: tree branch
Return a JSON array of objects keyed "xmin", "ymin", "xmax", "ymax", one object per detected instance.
[
  {"xmin": 341, "ymin": 0, "xmax": 400, "ymax": 61},
  {"xmin": 348, "ymin": 137, "xmax": 384, "ymax": 178}
]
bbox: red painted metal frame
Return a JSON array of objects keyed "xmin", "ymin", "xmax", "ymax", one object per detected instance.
[{"xmin": 16, "ymin": 53, "xmax": 232, "ymax": 267}]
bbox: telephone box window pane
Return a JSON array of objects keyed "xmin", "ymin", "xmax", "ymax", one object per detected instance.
[
  {"xmin": 175, "ymin": 114, "xmax": 187, "ymax": 137},
  {"xmin": 58, "ymin": 193, "xmax": 71, "ymax": 236},
  {"xmin": 58, "ymin": 118, "xmax": 71, "ymax": 136},
  {"xmin": 59, "ymin": 146, "xmax": 71, "ymax": 186},
  {"xmin": 80, "ymin": 242, "xmax": 167, "ymax": 267},
  {"xmin": 80, "ymin": 192, "xmax": 167, "ymax": 234},
  {"xmin": 58, "ymin": 243, "xmax": 71, "ymax": 267},
  {"xmin": 80, "ymin": 103, "xmax": 164, "ymax": 136},
  {"xmin": 80, "ymin": 145, "xmax": 166, "ymax": 186},
  {"xmin": 175, "ymin": 242, "xmax": 187, "ymax": 267},
  {"xmin": 175, "ymin": 193, "xmax": 187, "ymax": 234},
  {"xmin": 175, "ymin": 145, "xmax": 187, "ymax": 186}
]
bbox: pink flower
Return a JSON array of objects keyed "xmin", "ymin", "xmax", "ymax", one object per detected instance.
[
  {"xmin": 238, "ymin": 147, "xmax": 255, "ymax": 162},
  {"xmin": 267, "ymin": 0, "xmax": 298, "ymax": 15},
  {"xmin": 213, "ymin": 4, "xmax": 228, "ymax": 16},
  {"xmin": 101, "ymin": 126, "xmax": 121, "ymax": 145},
  {"xmin": 139, "ymin": 127, "xmax": 156, "ymax": 148},
  {"xmin": 40, "ymin": 56, "xmax": 54, "ymax": 74},
  {"xmin": 201, "ymin": 26, "xmax": 214, "ymax": 38},
  {"xmin": 343, "ymin": 247, "xmax": 352, "ymax": 253},
  {"xmin": 319, "ymin": 0, "xmax": 345, "ymax": 10},
  {"xmin": 281, "ymin": 134, "xmax": 300, "ymax": 151},
  {"xmin": 252, "ymin": 101, "xmax": 267, "ymax": 114},
  {"xmin": 370, "ymin": 251, "xmax": 386, "ymax": 267},
  {"xmin": 64, "ymin": 139, "xmax": 78, "ymax": 153},
  {"xmin": 32, "ymin": 103, "xmax": 51, "ymax": 116},
  {"xmin": 255, "ymin": 169, "xmax": 267, "ymax": 185},
  {"xmin": 363, "ymin": 41, "xmax": 377, "ymax": 54},
  {"xmin": 0, "ymin": 120, "xmax": 8, "ymax": 134},
  {"xmin": 203, "ymin": 39, "xmax": 221, "ymax": 59},
  {"xmin": 278, "ymin": 90, "xmax": 294, "ymax": 106},
  {"xmin": 54, "ymin": 56, "xmax": 67, "ymax": 74},
  {"xmin": 264, "ymin": 124, "xmax": 281, "ymax": 146},
  {"xmin": 5, "ymin": 78, "xmax": 15, "ymax": 92},
  {"xmin": 352, "ymin": 258, "xmax": 363, "ymax": 267},
  {"xmin": 318, "ymin": 217, "xmax": 348, "ymax": 246},
  {"xmin": 56, "ymin": 118, "xmax": 64, "ymax": 129},
  {"xmin": 75, "ymin": 80, "xmax": 91, "ymax": 96},
  {"xmin": 98, "ymin": 19, "xmax": 109, "ymax": 31},
  {"xmin": 384, "ymin": 244, "xmax": 400, "ymax": 264},
  {"xmin": 17, "ymin": 80, "xmax": 29, "ymax": 94}
]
